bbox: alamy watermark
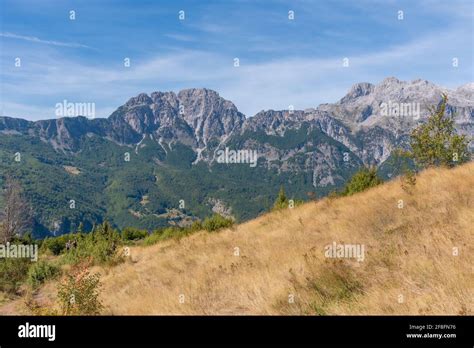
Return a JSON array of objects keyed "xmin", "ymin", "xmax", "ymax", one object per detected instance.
[
  {"xmin": 216, "ymin": 147, "xmax": 258, "ymax": 167},
  {"xmin": 18, "ymin": 322, "xmax": 55, "ymax": 341},
  {"xmin": 324, "ymin": 242, "xmax": 365, "ymax": 262},
  {"xmin": 0, "ymin": 242, "xmax": 38, "ymax": 262},
  {"xmin": 55, "ymin": 99, "xmax": 96, "ymax": 118},
  {"xmin": 380, "ymin": 101, "xmax": 420, "ymax": 120}
]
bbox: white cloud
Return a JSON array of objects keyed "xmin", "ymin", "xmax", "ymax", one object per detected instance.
[
  {"xmin": 0, "ymin": 32, "xmax": 92, "ymax": 49},
  {"xmin": 164, "ymin": 33, "xmax": 197, "ymax": 42},
  {"xmin": 1, "ymin": 28, "xmax": 472, "ymax": 120}
]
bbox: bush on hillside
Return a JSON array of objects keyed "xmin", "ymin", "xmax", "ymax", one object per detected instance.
[
  {"xmin": 142, "ymin": 232, "xmax": 162, "ymax": 246},
  {"xmin": 41, "ymin": 234, "xmax": 74, "ymax": 255},
  {"xmin": 202, "ymin": 214, "xmax": 234, "ymax": 232},
  {"xmin": 188, "ymin": 220, "xmax": 203, "ymax": 232},
  {"xmin": 0, "ymin": 258, "xmax": 31, "ymax": 294},
  {"xmin": 27, "ymin": 260, "xmax": 61, "ymax": 288},
  {"xmin": 121, "ymin": 227, "xmax": 148, "ymax": 241},
  {"xmin": 342, "ymin": 167, "xmax": 383, "ymax": 196},
  {"xmin": 142, "ymin": 226, "xmax": 193, "ymax": 246},
  {"xmin": 61, "ymin": 222, "xmax": 121, "ymax": 265},
  {"xmin": 57, "ymin": 263, "xmax": 103, "ymax": 315}
]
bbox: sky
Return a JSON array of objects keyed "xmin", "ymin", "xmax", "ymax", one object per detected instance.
[{"xmin": 0, "ymin": 0, "xmax": 473, "ymax": 120}]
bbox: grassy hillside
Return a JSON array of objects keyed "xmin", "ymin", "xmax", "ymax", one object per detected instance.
[{"xmin": 2, "ymin": 163, "xmax": 473, "ymax": 315}]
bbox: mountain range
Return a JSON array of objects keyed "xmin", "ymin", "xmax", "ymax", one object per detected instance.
[{"xmin": 0, "ymin": 77, "xmax": 472, "ymax": 237}]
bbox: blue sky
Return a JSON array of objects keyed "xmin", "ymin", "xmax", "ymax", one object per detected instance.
[{"xmin": 0, "ymin": 0, "xmax": 473, "ymax": 120}]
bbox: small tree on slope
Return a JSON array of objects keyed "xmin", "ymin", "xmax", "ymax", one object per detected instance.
[
  {"xmin": 410, "ymin": 94, "xmax": 470, "ymax": 168},
  {"xmin": 273, "ymin": 186, "xmax": 288, "ymax": 210}
]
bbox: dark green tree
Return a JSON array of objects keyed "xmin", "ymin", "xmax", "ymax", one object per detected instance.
[{"xmin": 342, "ymin": 167, "xmax": 383, "ymax": 196}]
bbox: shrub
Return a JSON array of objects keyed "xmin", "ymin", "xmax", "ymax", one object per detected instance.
[
  {"xmin": 0, "ymin": 258, "xmax": 31, "ymax": 294},
  {"xmin": 342, "ymin": 167, "xmax": 383, "ymax": 196},
  {"xmin": 43, "ymin": 238, "xmax": 64, "ymax": 255},
  {"xmin": 142, "ymin": 231, "xmax": 163, "ymax": 246},
  {"xmin": 188, "ymin": 220, "xmax": 203, "ymax": 232},
  {"xmin": 121, "ymin": 227, "xmax": 148, "ymax": 241},
  {"xmin": 61, "ymin": 222, "xmax": 121, "ymax": 266},
  {"xmin": 160, "ymin": 227, "xmax": 177, "ymax": 239},
  {"xmin": 41, "ymin": 235, "xmax": 69, "ymax": 255},
  {"xmin": 27, "ymin": 260, "xmax": 61, "ymax": 288},
  {"xmin": 142, "ymin": 227, "xmax": 191, "ymax": 246},
  {"xmin": 202, "ymin": 214, "xmax": 234, "ymax": 232},
  {"xmin": 57, "ymin": 263, "xmax": 103, "ymax": 315}
]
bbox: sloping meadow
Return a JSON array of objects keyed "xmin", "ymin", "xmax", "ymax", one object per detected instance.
[{"xmin": 1, "ymin": 163, "xmax": 472, "ymax": 315}]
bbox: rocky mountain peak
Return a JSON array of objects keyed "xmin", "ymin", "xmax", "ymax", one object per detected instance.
[
  {"xmin": 456, "ymin": 83, "xmax": 474, "ymax": 100},
  {"xmin": 339, "ymin": 82, "xmax": 375, "ymax": 103},
  {"xmin": 98, "ymin": 88, "xmax": 247, "ymax": 148},
  {"xmin": 150, "ymin": 91, "xmax": 179, "ymax": 107},
  {"xmin": 176, "ymin": 88, "xmax": 245, "ymax": 146},
  {"xmin": 1, "ymin": 77, "xmax": 471, "ymax": 162},
  {"xmin": 244, "ymin": 109, "xmax": 307, "ymax": 135},
  {"xmin": 458, "ymin": 82, "xmax": 474, "ymax": 91},
  {"xmin": 177, "ymin": 88, "xmax": 239, "ymax": 115},
  {"xmin": 316, "ymin": 77, "xmax": 473, "ymax": 147},
  {"xmin": 379, "ymin": 76, "xmax": 402, "ymax": 87},
  {"xmin": 125, "ymin": 93, "xmax": 153, "ymax": 107}
]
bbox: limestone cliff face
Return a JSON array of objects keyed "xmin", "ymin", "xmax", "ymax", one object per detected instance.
[{"xmin": 177, "ymin": 88, "xmax": 245, "ymax": 147}]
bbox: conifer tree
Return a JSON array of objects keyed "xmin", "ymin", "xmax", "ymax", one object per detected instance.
[{"xmin": 273, "ymin": 186, "xmax": 288, "ymax": 210}]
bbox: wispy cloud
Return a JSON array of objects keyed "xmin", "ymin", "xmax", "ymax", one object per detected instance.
[
  {"xmin": 0, "ymin": 32, "xmax": 92, "ymax": 49},
  {"xmin": 2, "ymin": 26, "xmax": 471, "ymax": 121},
  {"xmin": 0, "ymin": 0, "xmax": 472, "ymax": 120},
  {"xmin": 164, "ymin": 33, "xmax": 197, "ymax": 42}
]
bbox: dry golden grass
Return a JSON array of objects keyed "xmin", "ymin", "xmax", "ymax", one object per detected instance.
[{"xmin": 2, "ymin": 163, "xmax": 473, "ymax": 315}]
